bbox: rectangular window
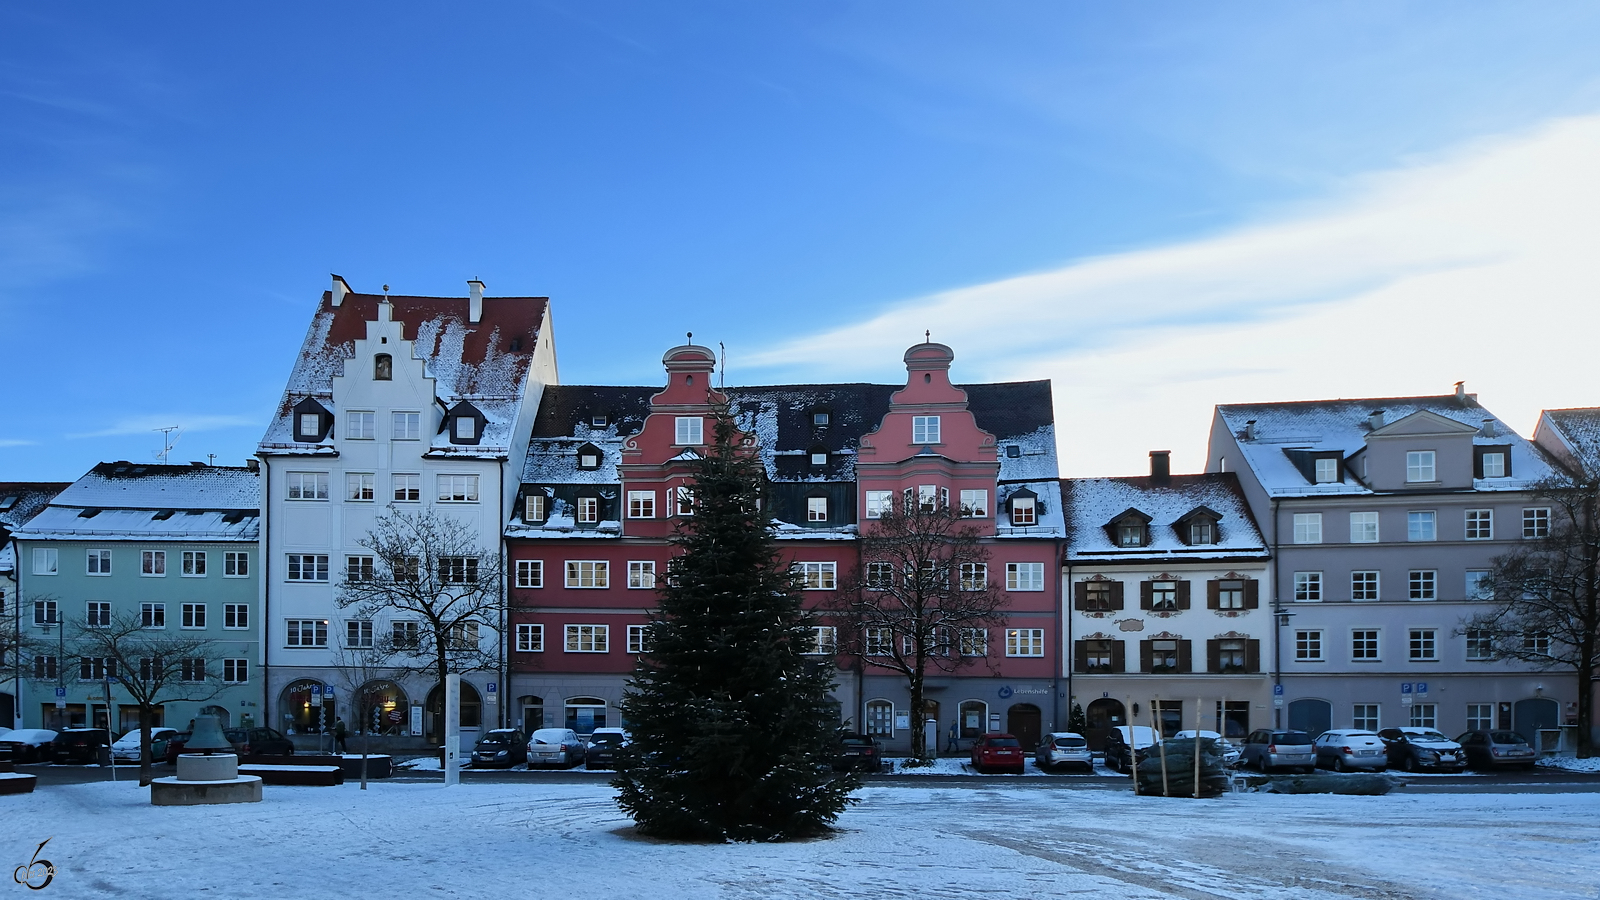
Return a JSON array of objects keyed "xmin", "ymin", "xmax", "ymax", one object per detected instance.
[
  {"xmin": 33, "ymin": 548, "xmax": 58, "ymax": 575},
  {"xmin": 516, "ymin": 624, "xmax": 544, "ymax": 652},
  {"xmin": 1409, "ymin": 570, "xmax": 1437, "ymax": 601},
  {"xmin": 1006, "ymin": 562, "xmax": 1044, "ymax": 591},
  {"xmin": 865, "ymin": 562, "xmax": 894, "ymax": 589},
  {"xmin": 181, "ymin": 603, "xmax": 206, "ymax": 629},
  {"xmin": 1189, "ymin": 520, "xmax": 1215, "ymax": 544},
  {"xmin": 286, "ymin": 471, "xmax": 330, "ymax": 500},
  {"xmin": 346, "ymin": 555, "xmax": 376, "ymax": 582},
  {"xmin": 393, "ymin": 556, "xmax": 420, "ymax": 582},
  {"xmin": 447, "ymin": 622, "xmax": 479, "ymax": 650},
  {"xmin": 142, "ymin": 550, "xmax": 166, "ymax": 576},
  {"xmin": 392, "ymin": 411, "xmax": 421, "ymax": 441},
  {"xmin": 1407, "ymin": 511, "xmax": 1436, "ymax": 542},
  {"xmin": 222, "ymin": 659, "xmax": 249, "ymax": 684},
  {"xmin": 1351, "ymin": 571, "xmax": 1380, "ymax": 602},
  {"xmin": 346, "ymin": 619, "xmax": 373, "ymax": 648},
  {"xmin": 87, "ymin": 601, "xmax": 112, "ymax": 628},
  {"xmin": 1149, "ymin": 639, "xmax": 1180, "ymax": 671},
  {"xmin": 861, "ymin": 627, "xmax": 891, "ymax": 656},
  {"xmin": 1480, "ymin": 453, "xmax": 1506, "ymax": 478},
  {"xmin": 1465, "ymin": 509, "xmax": 1493, "ymax": 540},
  {"xmin": 1523, "ymin": 507, "xmax": 1550, "ymax": 539},
  {"xmin": 1295, "ymin": 630, "xmax": 1323, "ymax": 661},
  {"xmin": 803, "ymin": 626, "xmax": 837, "ymax": 656},
  {"xmin": 1006, "ymin": 628, "xmax": 1044, "ymax": 657},
  {"xmin": 1352, "ymin": 629, "xmax": 1380, "ymax": 661},
  {"xmin": 796, "ymin": 561, "xmax": 837, "ymax": 590},
  {"xmin": 1349, "ymin": 511, "xmax": 1379, "ymax": 543},
  {"xmin": 79, "ymin": 657, "xmax": 117, "ymax": 681},
  {"xmin": 346, "ymin": 473, "xmax": 376, "ymax": 501},
  {"xmin": 33, "ymin": 599, "xmax": 57, "ymax": 627},
  {"xmin": 1465, "ymin": 569, "xmax": 1491, "ymax": 601},
  {"xmin": 1083, "ymin": 639, "xmax": 1116, "ymax": 671},
  {"xmin": 627, "ymin": 491, "xmax": 655, "ymax": 519},
  {"xmin": 675, "ymin": 416, "xmax": 703, "ymax": 445},
  {"xmin": 33, "ymin": 655, "xmax": 58, "ymax": 680},
  {"xmin": 959, "ymin": 489, "xmax": 988, "ymax": 518},
  {"xmin": 1010, "ymin": 497, "xmax": 1037, "ymax": 526},
  {"xmin": 627, "ymin": 625, "xmax": 651, "ymax": 654},
  {"xmin": 285, "ymin": 619, "xmax": 329, "ymax": 647},
  {"xmin": 223, "ymin": 551, "xmax": 249, "ymax": 577},
  {"xmin": 1409, "ymin": 628, "xmax": 1437, "ymax": 660},
  {"xmin": 1293, "ymin": 513, "xmax": 1322, "ymax": 544},
  {"xmin": 1085, "ymin": 582, "xmax": 1114, "ymax": 611},
  {"xmin": 565, "ymin": 561, "xmax": 610, "ymax": 589},
  {"xmin": 392, "ymin": 474, "xmax": 421, "ymax": 502},
  {"xmin": 437, "ymin": 474, "xmax": 479, "ymax": 502},
  {"xmin": 1409, "ymin": 703, "xmax": 1437, "ymax": 729},
  {"xmin": 437, "ymin": 556, "xmax": 479, "ymax": 584},
  {"xmin": 565, "ymin": 625, "xmax": 610, "ymax": 653},
  {"xmin": 134, "ymin": 601, "xmax": 161, "ymax": 628},
  {"xmin": 516, "ymin": 559, "xmax": 544, "ymax": 589},
  {"xmin": 1314, "ymin": 457, "xmax": 1338, "ymax": 483},
  {"xmin": 1466, "ymin": 630, "xmax": 1494, "ymax": 660},
  {"xmin": 958, "ymin": 628, "xmax": 988, "ymax": 657},
  {"xmin": 224, "ymin": 603, "xmax": 249, "ymax": 630},
  {"xmin": 912, "ymin": 415, "xmax": 940, "ymax": 444},
  {"xmin": 675, "ymin": 486, "xmax": 695, "ymax": 516},
  {"xmin": 959, "ymin": 563, "xmax": 988, "ymax": 592},
  {"xmin": 1149, "ymin": 581, "xmax": 1178, "ymax": 609},
  {"xmin": 576, "ymin": 496, "xmax": 600, "ymax": 524},
  {"xmin": 298, "ymin": 412, "xmax": 321, "ymax": 436},
  {"xmin": 1466, "ymin": 703, "xmax": 1493, "ymax": 731},
  {"xmin": 628, "ymin": 561, "xmax": 656, "ymax": 589},
  {"xmin": 524, "ymin": 494, "xmax": 546, "ymax": 522},
  {"xmin": 1217, "ymin": 580, "xmax": 1245, "ymax": 609},
  {"xmin": 1406, "ymin": 450, "xmax": 1436, "ymax": 482},
  {"xmin": 916, "ymin": 485, "xmax": 938, "ymax": 512},
  {"xmin": 806, "ymin": 497, "xmax": 828, "ymax": 522},
  {"xmin": 865, "ymin": 490, "xmax": 892, "ymax": 519},
  {"xmin": 1294, "ymin": 572, "xmax": 1322, "ymax": 602},
  {"xmin": 178, "ymin": 550, "xmax": 204, "ymax": 577},
  {"xmin": 392, "ymin": 621, "xmax": 419, "ymax": 650},
  {"xmin": 1352, "ymin": 704, "xmax": 1380, "ymax": 731},
  {"xmin": 1524, "ymin": 631, "xmax": 1551, "ymax": 656},
  {"xmin": 86, "ymin": 549, "xmax": 112, "ymax": 575},
  {"xmin": 286, "ymin": 554, "xmax": 330, "ymax": 582},
  {"xmin": 454, "ymin": 417, "xmax": 476, "ymax": 440},
  {"xmin": 347, "ymin": 411, "xmax": 375, "ymax": 440}
]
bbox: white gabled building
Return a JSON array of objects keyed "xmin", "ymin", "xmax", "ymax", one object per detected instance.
[{"xmin": 257, "ymin": 276, "xmax": 556, "ymax": 748}]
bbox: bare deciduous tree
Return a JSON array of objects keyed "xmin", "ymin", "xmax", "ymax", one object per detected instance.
[
  {"xmin": 830, "ymin": 496, "xmax": 1005, "ymax": 763},
  {"xmin": 1461, "ymin": 472, "xmax": 1600, "ymax": 758}
]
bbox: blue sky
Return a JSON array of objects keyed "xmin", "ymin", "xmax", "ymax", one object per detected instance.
[{"xmin": 5, "ymin": 3, "xmax": 1600, "ymax": 479}]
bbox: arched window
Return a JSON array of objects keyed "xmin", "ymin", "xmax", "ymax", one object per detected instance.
[
  {"xmin": 959, "ymin": 699, "xmax": 989, "ymax": 739},
  {"xmin": 865, "ymin": 699, "xmax": 894, "ymax": 737},
  {"xmin": 374, "ymin": 354, "xmax": 392, "ymax": 380},
  {"xmin": 565, "ymin": 697, "xmax": 608, "ymax": 734}
]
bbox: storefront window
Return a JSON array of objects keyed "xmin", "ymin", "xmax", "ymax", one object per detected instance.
[
  {"xmin": 959, "ymin": 700, "xmax": 988, "ymax": 739},
  {"xmin": 565, "ymin": 697, "xmax": 607, "ymax": 734},
  {"xmin": 282, "ymin": 678, "xmax": 334, "ymax": 734},
  {"xmin": 356, "ymin": 680, "xmax": 409, "ymax": 735}
]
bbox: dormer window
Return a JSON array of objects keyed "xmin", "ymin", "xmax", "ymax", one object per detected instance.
[
  {"xmin": 292, "ymin": 398, "xmax": 333, "ymax": 442},
  {"xmin": 1107, "ymin": 508, "xmax": 1152, "ymax": 547},
  {"xmin": 591, "ymin": 415, "xmax": 608, "ymax": 428},
  {"xmin": 525, "ymin": 494, "xmax": 547, "ymax": 523},
  {"xmin": 1475, "ymin": 445, "xmax": 1512, "ymax": 479},
  {"xmin": 1314, "ymin": 458, "xmax": 1337, "ymax": 483},
  {"xmin": 576, "ymin": 443, "xmax": 602, "ymax": 470},
  {"xmin": 576, "ymin": 495, "xmax": 600, "ymax": 525},
  {"xmin": 1189, "ymin": 520, "xmax": 1214, "ymax": 544},
  {"xmin": 1119, "ymin": 524, "xmax": 1144, "ymax": 547},
  {"xmin": 443, "ymin": 400, "xmax": 486, "ymax": 446},
  {"xmin": 1005, "ymin": 445, "xmax": 1022, "ymax": 459},
  {"xmin": 807, "ymin": 496, "xmax": 829, "ymax": 522},
  {"xmin": 1009, "ymin": 491, "xmax": 1038, "ymax": 527},
  {"xmin": 374, "ymin": 354, "xmax": 392, "ymax": 380},
  {"xmin": 812, "ymin": 411, "xmax": 830, "ymax": 427},
  {"xmin": 810, "ymin": 447, "xmax": 828, "ymax": 467},
  {"xmin": 455, "ymin": 417, "xmax": 476, "ymax": 440},
  {"xmin": 1175, "ymin": 506, "xmax": 1222, "ymax": 546}
]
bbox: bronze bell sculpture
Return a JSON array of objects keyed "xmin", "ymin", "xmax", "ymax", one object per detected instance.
[{"xmin": 186, "ymin": 715, "xmax": 232, "ymax": 754}]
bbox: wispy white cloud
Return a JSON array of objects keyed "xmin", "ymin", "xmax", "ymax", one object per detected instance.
[
  {"xmin": 745, "ymin": 115, "xmax": 1600, "ymax": 476},
  {"xmin": 68, "ymin": 414, "xmax": 259, "ymax": 440},
  {"xmin": 0, "ymin": 438, "xmax": 37, "ymax": 447}
]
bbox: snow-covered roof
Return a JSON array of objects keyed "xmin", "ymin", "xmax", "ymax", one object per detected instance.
[
  {"xmin": 1536, "ymin": 407, "xmax": 1600, "ymax": 478},
  {"xmin": 12, "ymin": 463, "xmax": 259, "ymax": 542},
  {"xmin": 1064, "ymin": 474, "xmax": 1267, "ymax": 561},
  {"xmin": 260, "ymin": 289, "xmax": 547, "ymax": 458},
  {"xmin": 1216, "ymin": 395, "xmax": 1553, "ymax": 497},
  {"xmin": 0, "ymin": 482, "xmax": 70, "ymax": 534}
]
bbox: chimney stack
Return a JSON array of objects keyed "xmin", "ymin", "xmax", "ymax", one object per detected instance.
[
  {"xmin": 1368, "ymin": 409, "xmax": 1386, "ymax": 430},
  {"xmin": 245, "ymin": 458, "xmax": 260, "ymax": 473},
  {"xmin": 1481, "ymin": 418, "xmax": 1498, "ymax": 438},
  {"xmin": 1149, "ymin": 450, "xmax": 1171, "ymax": 482},
  {"xmin": 1242, "ymin": 420, "xmax": 1257, "ymax": 441},
  {"xmin": 468, "ymin": 279, "xmax": 485, "ymax": 323},
  {"xmin": 1455, "ymin": 381, "xmax": 1467, "ymax": 403},
  {"xmin": 331, "ymin": 274, "xmax": 350, "ymax": 307}
]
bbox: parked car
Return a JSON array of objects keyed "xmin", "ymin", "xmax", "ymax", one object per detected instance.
[
  {"xmin": 51, "ymin": 728, "xmax": 112, "ymax": 764},
  {"xmin": 1035, "ymin": 732, "xmax": 1093, "ymax": 772},
  {"xmin": 970, "ymin": 733, "xmax": 1025, "ymax": 773},
  {"xmin": 110, "ymin": 727, "xmax": 180, "ymax": 763},
  {"xmin": 831, "ymin": 732, "xmax": 884, "ymax": 773},
  {"xmin": 1172, "ymin": 730, "xmax": 1242, "ymax": 767},
  {"xmin": 1102, "ymin": 726, "xmax": 1160, "ymax": 774},
  {"xmin": 1378, "ymin": 728, "xmax": 1466, "ymax": 773},
  {"xmin": 526, "ymin": 728, "xmax": 585, "ymax": 768},
  {"xmin": 585, "ymin": 728, "xmax": 631, "ymax": 770},
  {"xmin": 224, "ymin": 727, "xmax": 295, "ymax": 757},
  {"xmin": 1312, "ymin": 729, "xmax": 1388, "ymax": 772},
  {"xmin": 1455, "ymin": 730, "xmax": 1537, "ymax": 770},
  {"xmin": 1239, "ymin": 729, "xmax": 1315, "ymax": 773},
  {"xmin": 0, "ymin": 729, "xmax": 56, "ymax": 763},
  {"xmin": 470, "ymin": 729, "xmax": 529, "ymax": 768},
  {"xmin": 163, "ymin": 731, "xmax": 194, "ymax": 764}
]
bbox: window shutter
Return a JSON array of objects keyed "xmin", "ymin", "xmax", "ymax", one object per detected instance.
[
  {"xmin": 1176, "ymin": 581, "xmax": 1191, "ymax": 609},
  {"xmin": 1109, "ymin": 582, "xmax": 1125, "ymax": 610},
  {"xmin": 1073, "ymin": 582, "xmax": 1089, "ymax": 611},
  {"xmin": 1110, "ymin": 641, "xmax": 1126, "ymax": 673},
  {"xmin": 1246, "ymin": 639, "xmax": 1261, "ymax": 673},
  {"xmin": 1178, "ymin": 640, "xmax": 1193, "ymax": 673},
  {"xmin": 1206, "ymin": 639, "xmax": 1220, "ymax": 674},
  {"xmin": 1139, "ymin": 640, "xmax": 1153, "ymax": 673},
  {"xmin": 1073, "ymin": 640, "xmax": 1087, "ymax": 673},
  {"xmin": 1207, "ymin": 580, "xmax": 1221, "ymax": 609},
  {"xmin": 1140, "ymin": 582, "xmax": 1153, "ymax": 610},
  {"xmin": 1244, "ymin": 580, "xmax": 1260, "ymax": 609}
]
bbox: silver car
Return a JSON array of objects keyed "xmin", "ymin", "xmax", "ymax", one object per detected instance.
[
  {"xmin": 1035, "ymin": 732, "xmax": 1093, "ymax": 771},
  {"xmin": 1239, "ymin": 729, "xmax": 1315, "ymax": 773},
  {"xmin": 526, "ymin": 727, "xmax": 585, "ymax": 768},
  {"xmin": 1313, "ymin": 729, "xmax": 1388, "ymax": 772}
]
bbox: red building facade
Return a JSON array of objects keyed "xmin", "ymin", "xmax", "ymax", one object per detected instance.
[{"xmin": 505, "ymin": 341, "xmax": 1062, "ymax": 753}]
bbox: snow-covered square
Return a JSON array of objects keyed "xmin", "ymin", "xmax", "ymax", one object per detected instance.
[{"xmin": 7, "ymin": 781, "xmax": 1598, "ymax": 899}]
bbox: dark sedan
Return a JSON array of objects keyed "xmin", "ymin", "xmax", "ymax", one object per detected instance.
[
  {"xmin": 1455, "ymin": 730, "xmax": 1538, "ymax": 770},
  {"xmin": 470, "ymin": 729, "xmax": 528, "ymax": 768},
  {"xmin": 225, "ymin": 727, "xmax": 295, "ymax": 757},
  {"xmin": 51, "ymin": 728, "xmax": 112, "ymax": 764},
  {"xmin": 1378, "ymin": 727, "xmax": 1466, "ymax": 773},
  {"xmin": 832, "ymin": 732, "xmax": 884, "ymax": 773}
]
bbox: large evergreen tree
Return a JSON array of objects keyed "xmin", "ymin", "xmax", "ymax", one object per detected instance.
[{"xmin": 614, "ymin": 411, "xmax": 858, "ymax": 841}]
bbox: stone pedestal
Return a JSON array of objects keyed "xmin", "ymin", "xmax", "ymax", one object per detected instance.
[{"xmin": 151, "ymin": 753, "xmax": 263, "ymax": 806}]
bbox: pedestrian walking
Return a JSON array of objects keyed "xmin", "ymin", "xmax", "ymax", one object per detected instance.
[
  {"xmin": 946, "ymin": 722, "xmax": 960, "ymax": 753},
  {"xmin": 334, "ymin": 717, "xmax": 348, "ymax": 754}
]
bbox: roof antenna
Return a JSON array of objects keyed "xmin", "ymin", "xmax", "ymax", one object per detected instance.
[
  {"xmin": 718, "ymin": 342, "xmax": 726, "ymax": 389},
  {"xmin": 925, "ymin": 329, "xmax": 931, "ymax": 344},
  {"xmin": 154, "ymin": 426, "xmax": 180, "ymax": 464},
  {"xmin": 686, "ymin": 331, "xmax": 693, "ymax": 346},
  {"xmin": 206, "ymin": 454, "xmax": 216, "ymax": 467}
]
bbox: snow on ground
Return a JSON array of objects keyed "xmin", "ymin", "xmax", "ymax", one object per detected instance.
[
  {"xmin": 6, "ymin": 780, "xmax": 1598, "ymax": 899},
  {"xmin": 1538, "ymin": 756, "xmax": 1600, "ymax": 773}
]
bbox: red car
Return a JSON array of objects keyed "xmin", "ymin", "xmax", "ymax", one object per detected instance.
[{"xmin": 971, "ymin": 733, "xmax": 1025, "ymax": 774}]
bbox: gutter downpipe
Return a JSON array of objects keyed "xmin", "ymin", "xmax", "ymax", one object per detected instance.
[
  {"xmin": 1062, "ymin": 551, "xmax": 1072, "ymax": 735},
  {"xmin": 1271, "ymin": 497, "xmax": 1282, "ymax": 729},
  {"xmin": 499, "ymin": 473, "xmax": 508, "ymax": 730},
  {"xmin": 259, "ymin": 455, "xmax": 273, "ymax": 730}
]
